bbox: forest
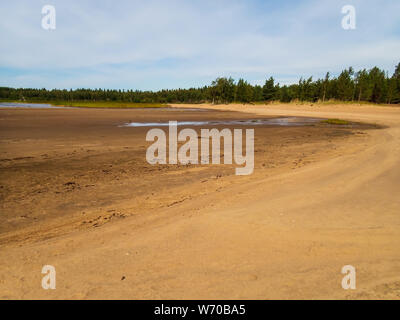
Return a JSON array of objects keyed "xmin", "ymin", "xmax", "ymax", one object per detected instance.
[{"xmin": 1, "ymin": 63, "xmax": 399, "ymax": 105}]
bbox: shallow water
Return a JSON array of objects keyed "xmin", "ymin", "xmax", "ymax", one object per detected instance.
[
  {"xmin": 0, "ymin": 104, "xmax": 322, "ymax": 127},
  {"xmin": 0, "ymin": 102, "xmax": 65, "ymax": 109},
  {"xmin": 121, "ymin": 117, "xmax": 322, "ymax": 127}
]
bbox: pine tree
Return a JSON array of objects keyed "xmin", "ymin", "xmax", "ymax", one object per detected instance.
[
  {"xmin": 369, "ymin": 67, "xmax": 386, "ymax": 103},
  {"xmin": 322, "ymin": 72, "xmax": 330, "ymax": 102},
  {"xmin": 252, "ymin": 85, "xmax": 263, "ymax": 101},
  {"xmin": 391, "ymin": 63, "xmax": 400, "ymax": 104},
  {"xmin": 337, "ymin": 68, "xmax": 354, "ymax": 101},
  {"xmin": 262, "ymin": 77, "xmax": 276, "ymax": 101},
  {"xmin": 279, "ymin": 85, "xmax": 292, "ymax": 103}
]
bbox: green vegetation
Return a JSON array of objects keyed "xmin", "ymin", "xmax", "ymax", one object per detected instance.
[
  {"xmin": 1, "ymin": 63, "xmax": 399, "ymax": 105},
  {"xmin": 321, "ymin": 119, "xmax": 352, "ymax": 125},
  {"xmin": 52, "ymin": 101, "xmax": 166, "ymax": 108}
]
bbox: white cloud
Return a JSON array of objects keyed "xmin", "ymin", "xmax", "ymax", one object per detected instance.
[{"xmin": 0, "ymin": 0, "xmax": 398, "ymax": 89}]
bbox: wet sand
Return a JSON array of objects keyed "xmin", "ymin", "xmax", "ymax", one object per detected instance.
[
  {"xmin": 0, "ymin": 107, "xmax": 353, "ymax": 240},
  {"xmin": 0, "ymin": 104, "xmax": 399, "ymax": 299}
]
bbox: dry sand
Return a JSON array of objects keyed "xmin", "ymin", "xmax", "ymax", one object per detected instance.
[{"xmin": 0, "ymin": 103, "xmax": 399, "ymax": 299}]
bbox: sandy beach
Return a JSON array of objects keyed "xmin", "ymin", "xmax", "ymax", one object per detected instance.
[{"xmin": 0, "ymin": 103, "xmax": 399, "ymax": 299}]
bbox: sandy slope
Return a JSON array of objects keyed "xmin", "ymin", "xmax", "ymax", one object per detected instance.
[{"xmin": 1, "ymin": 103, "xmax": 399, "ymax": 299}]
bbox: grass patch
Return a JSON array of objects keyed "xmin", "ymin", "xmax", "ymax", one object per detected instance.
[{"xmin": 321, "ymin": 118, "xmax": 352, "ymax": 125}]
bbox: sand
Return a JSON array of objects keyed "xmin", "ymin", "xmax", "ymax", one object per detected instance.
[{"xmin": 0, "ymin": 103, "xmax": 399, "ymax": 299}]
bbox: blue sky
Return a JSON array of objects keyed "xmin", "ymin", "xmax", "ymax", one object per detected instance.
[{"xmin": 0, "ymin": 0, "xmax": 399, "ymax": 90}]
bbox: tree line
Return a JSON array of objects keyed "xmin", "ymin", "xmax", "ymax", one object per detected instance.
[{"xmin": 1, "ymin": 63, "xmax": 399, "ymax": 104}]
